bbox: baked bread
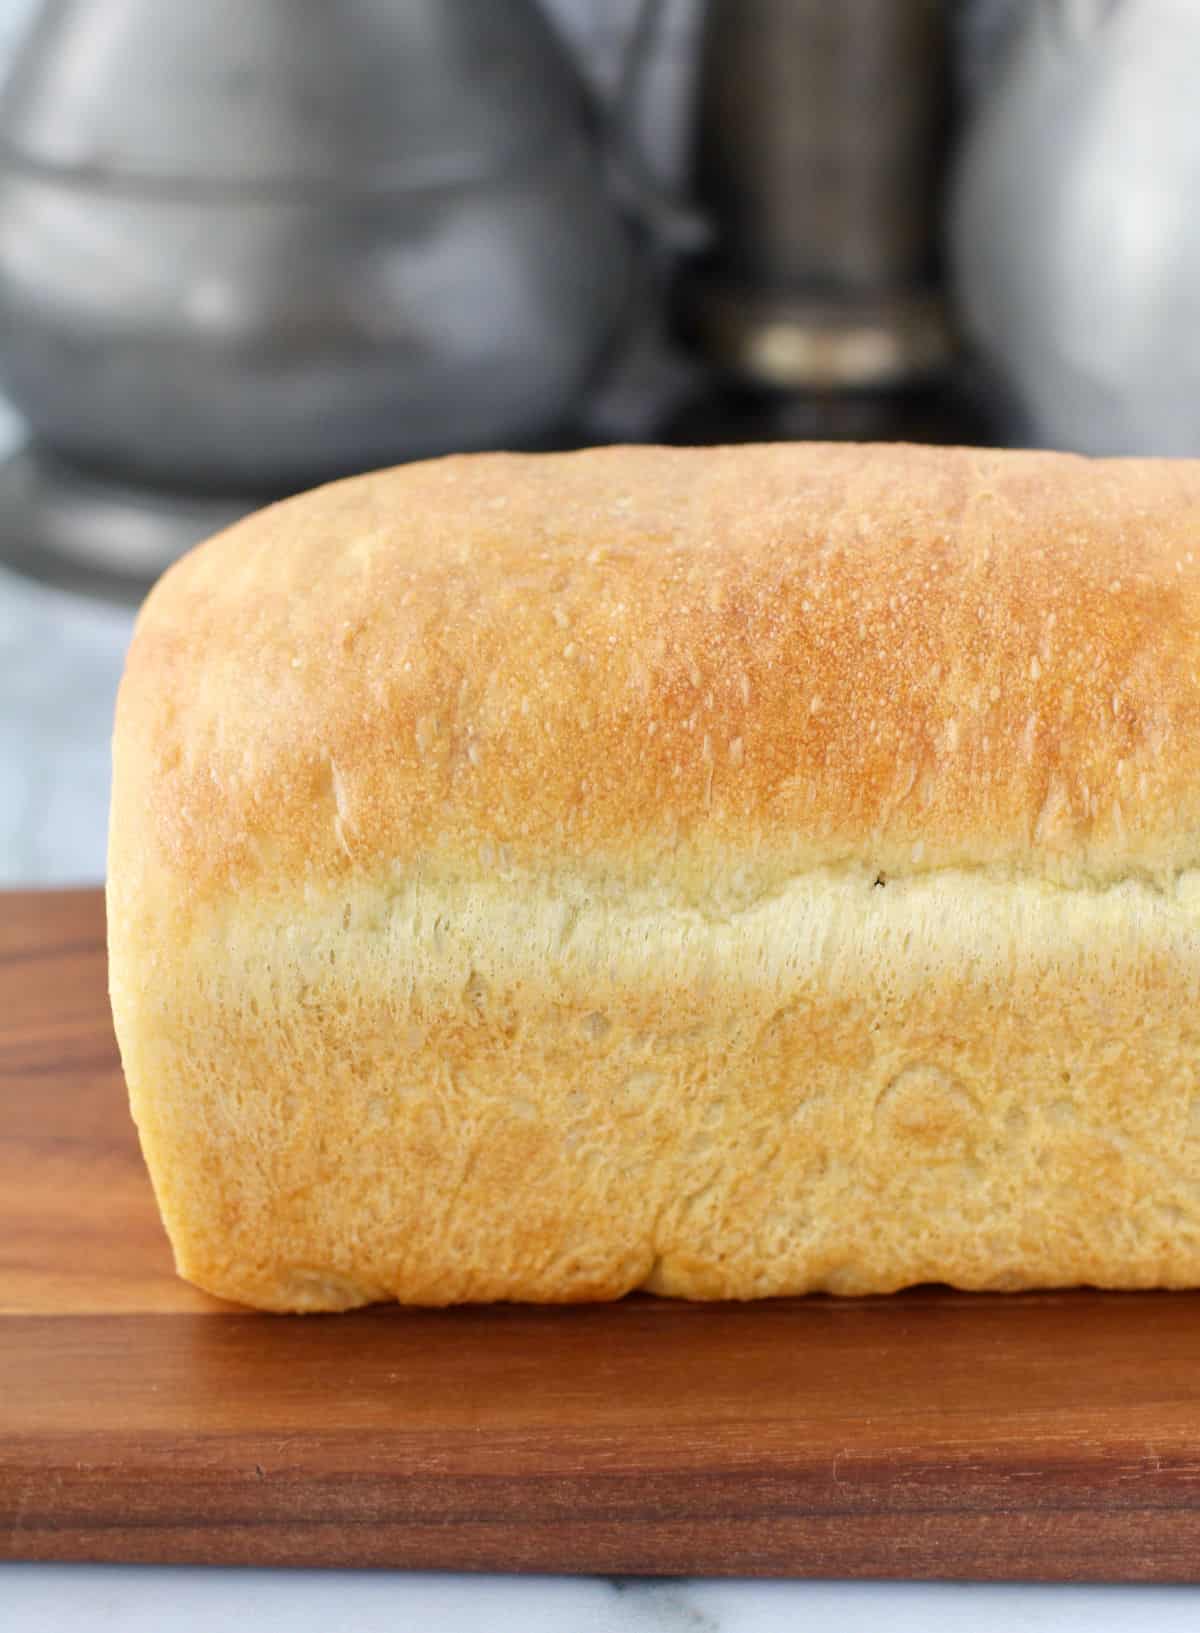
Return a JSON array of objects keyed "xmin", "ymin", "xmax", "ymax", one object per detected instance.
[{"xmin": 108, "ymin": 442, "xmax": 1200, "ymax": 1310}]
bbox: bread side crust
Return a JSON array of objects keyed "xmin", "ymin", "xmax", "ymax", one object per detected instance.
[{"xmin": 111, "ymin": 867, "xmax": 1200, "ymax": 1310}]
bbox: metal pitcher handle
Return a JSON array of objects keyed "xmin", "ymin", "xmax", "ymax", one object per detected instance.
[{"xmin": 609, "ymin": 0, "xmax": 713, "ymax": 254}]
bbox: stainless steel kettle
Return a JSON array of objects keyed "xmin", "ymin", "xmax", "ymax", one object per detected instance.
[{"xmin": 0, "ymin": 0, "xmax": 634, "ymax": 490}]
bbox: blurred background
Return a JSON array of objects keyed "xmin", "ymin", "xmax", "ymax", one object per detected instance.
[{"xmin": 2, "ymin": 0, "xmax": 1195, "ymax": 885}]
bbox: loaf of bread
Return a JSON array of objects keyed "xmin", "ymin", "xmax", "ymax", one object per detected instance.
[{"xmin": 107, "ymin": 442, "xmax": 1200, "ymax": 1310}]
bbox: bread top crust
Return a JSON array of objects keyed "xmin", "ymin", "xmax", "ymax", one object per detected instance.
[{"xmin": 111, "ymin": 442, "xmax": 1200, "ymax": 910}]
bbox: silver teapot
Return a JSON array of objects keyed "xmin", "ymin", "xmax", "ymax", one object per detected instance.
[{"xmin": 0, "ymin": 0, "xmax": 634, "ymax": 491}]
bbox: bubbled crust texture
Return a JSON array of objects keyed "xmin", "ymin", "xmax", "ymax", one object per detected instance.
[{"xmin": 107, "ymin": 444, "xmax": 1200, "ymax": 1310}]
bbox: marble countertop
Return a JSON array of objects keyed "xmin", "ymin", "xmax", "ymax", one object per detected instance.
[
  {"xmin": 8, "ymin": 1568, "xmax": 1200, "ymax": 1632},
  {"xmin": 0, "ymin": 560, "xmax": 133, "ymax": 887},
  {"xmin": 5, "ymin": 492, "xmax": 1200, "ymax": 1630}
]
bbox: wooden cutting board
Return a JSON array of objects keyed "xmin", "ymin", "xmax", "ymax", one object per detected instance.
[{"xmin": 6, "ymin": 888, "xmax": 1200, "ymax": 1580}]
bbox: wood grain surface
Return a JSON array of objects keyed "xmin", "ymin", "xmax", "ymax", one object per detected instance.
[{"xmin": 5, "ymin": 889, "xmax": 1200, "ymax": 1579}]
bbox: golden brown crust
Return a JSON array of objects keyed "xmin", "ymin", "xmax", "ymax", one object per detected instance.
[
  {"xmin": 114, "ymin": 443, "xmax": 1200, "ymax": 914},
  {"xmin": 106, "ymin": 443, "xmax": 1200, "ymax": 1310}
]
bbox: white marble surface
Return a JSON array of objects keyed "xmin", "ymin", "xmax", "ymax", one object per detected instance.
[
  {"xmin": 0, "ymin": 561, "xmax": 134, "ymax": 886},
  {"xmin": 7, "ymin": 1570, "xmax": 1200, "ymax": 1632}
]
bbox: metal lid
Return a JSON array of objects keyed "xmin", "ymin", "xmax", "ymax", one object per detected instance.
[{"xmin": 0, "ymin": 0, "xmax": 590, "ymax": 192}]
